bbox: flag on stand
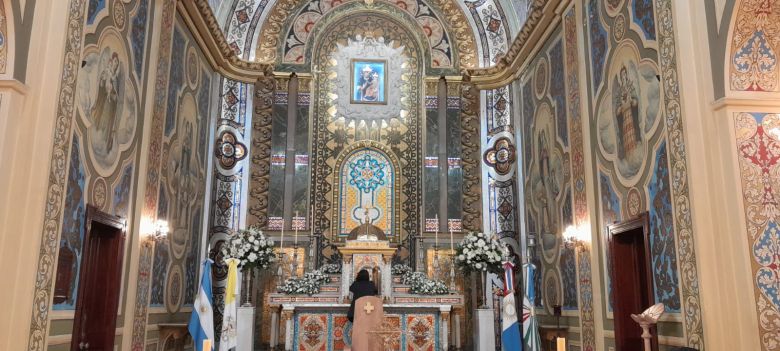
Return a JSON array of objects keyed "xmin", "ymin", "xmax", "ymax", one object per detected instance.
[
  {"xmin": 219, "ymin": 258, "xmax": 239, "ymax": 351},
  {"xmin": 501, "ymin": 262, "xmax": 522, "ymax": 350},
  {"xmin": 522, "ymin": 263, "xmax": 541, "ymax": 351},
  {"xmin": 189, "ymin": 259, "xmax": 215, "ymax": 351}
]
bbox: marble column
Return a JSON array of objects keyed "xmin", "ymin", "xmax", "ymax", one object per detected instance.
[
  {"xmin": 270, "ymin": 306, "xmax": 280, "ymax": 348},
  {"xmin": 342, "ymin": 257, "xmax": 352, "ymax": 302},
  {"xmin": 454, "ymin": 312, "xmax": 462, "ymax": 350},
  {"xmin": 282, "ymin": 306, "xmax": 294, "ymax": 351},
  {"xmin": 382, "ymin": 255, "xmax": 392, "ymax": 297},
  {"xmin": 440, "ymin": 306, "xmax": 451, "ymax": 350}
]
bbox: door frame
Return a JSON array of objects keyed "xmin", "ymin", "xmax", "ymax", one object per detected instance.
[
  {"xmin": 71, "ymin": 205, "xmax": 126, "ymax": 351},
  {"xmin": 607, "ymin": 212, "xmax": 657, "ymax": 351}
]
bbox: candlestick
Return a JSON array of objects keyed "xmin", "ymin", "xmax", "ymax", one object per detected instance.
[
  {"xmin": 294, "ymin": 211, "xmax": 299, "ymax": 247},
  {"xmin": 434, "ymin": 215, "xmax": 439, "ymax": 248}
]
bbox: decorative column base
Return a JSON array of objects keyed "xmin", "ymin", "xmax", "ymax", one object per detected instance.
[
  {"xmin": 237, "ymin": 306, "xmax": 255, "ymax": 351},
  {"xmin": 474, "ymin": 308, "xmax": 496, "ymax": 351}
]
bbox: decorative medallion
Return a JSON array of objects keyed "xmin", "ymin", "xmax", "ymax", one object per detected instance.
[
  {"xmin": 113, "ymin": 1, "xmax": 126, "ymax": 31},
  {"xmin": 484, "ymin": 135, "xmax": 517, "ymax": 180},
  {"xmin": 544, "ymin": 269, "xmax": 562, "ymax": 315},
  {"xmin": 92, "ymin": 177, "xmax": 108, "ymax": 210},
  {"xmin": 613, "ymin": 14, "xmax": 626, "ymax": 41},
  {"xmin": 349, "ymin": 153, "xmax": 388, "ymax": 193},
  {"xmin": 626, "ymin": 187, "xmax": 642, "ymax": 217},
  {"xmin": 165, "ymin": 264, "xmax": 184, "ymax": 314},
  {"xmin": 186, "ymin": 46, "xmax": 200, "ymax": 88},
  {"xmin": 215, "ymin": 130, "xmax": 247, "ymax": 170},
  {"xmin": 534, "ymin": 59, "xmax": 549, "ymax": 99}
]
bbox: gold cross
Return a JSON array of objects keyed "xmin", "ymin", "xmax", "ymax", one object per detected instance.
[{"xmin": 364, "ymin": 301, "xmax": 375, "ymax": 314}]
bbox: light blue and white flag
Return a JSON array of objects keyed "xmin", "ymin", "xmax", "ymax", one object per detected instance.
[
  {"xmin": 502, "ymin": 262, "xmax": 522, "ymax": 350},
  {"xmin": 522, "ymin": 263, "xmax": 541, "ymax": 351},
  {"xmin": 189, "ymin": 259, "xmax": 215, "ymax": 351}
]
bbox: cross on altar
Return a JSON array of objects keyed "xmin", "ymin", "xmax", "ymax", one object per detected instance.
[{"xmin": 364, "ymin": 302, "xmax": 375, "ymax": 314}]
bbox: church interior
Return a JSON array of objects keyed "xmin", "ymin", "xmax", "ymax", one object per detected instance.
[{"xmin": 0, "ymin": 0, "xmax": 774, "ymax": 350}]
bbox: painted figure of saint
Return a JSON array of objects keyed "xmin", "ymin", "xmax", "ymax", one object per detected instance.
[
  {"xmin": 614, "ymin": 65, "xmax": 641, "ymax": 160},
  {"xmin": 92, "ymin": 52, "xmax": 121, "ymax": 154},
  {"xmin": 536, "ymin": 131, "xmax": 552, "ymax": 234},
  {"xmin": 357, "ymin": 65, "xmax": 379, "ymax": 102}
]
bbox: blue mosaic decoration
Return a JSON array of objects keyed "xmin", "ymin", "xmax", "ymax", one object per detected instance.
[
  {"xmin": 648, "ymin": 141, "xmax": 681, "ymax": 312},
  {"xmin": 588, "ymin": 0, "xmax": 609, "ymax": 94},
  {"xmin": 631, "ymin": 0, "xmax": 656, "ymax": 41},
  {"xmin": 349, "ymin": 154, "xmax": 387, "ymax": 193},
  {"xmin": 130, "ymin": 0, "xmax": 150, "ymax": 78}
]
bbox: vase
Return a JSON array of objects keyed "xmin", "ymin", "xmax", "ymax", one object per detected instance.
[
  {"xmin": 242, "ymin": 266, "xmax": 254, "ymax": 307},
  {"xmin": 479, "ymin": 269, "xmax": 489, "ymax": 309}
]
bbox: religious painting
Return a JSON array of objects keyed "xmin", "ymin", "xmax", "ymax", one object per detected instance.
[
  {"xmin": 76, "ymin": 29, "xmax": 138, "ymax": 175},
  {"xmin": 596, "ymin": 42, "xmax": 660, "ymax": 182},
  {"xmin": 528, "ymin": 103, "xmax": 564, "ymax": 263},
  {"xmin": 351, "ymin": 59, "xmax": 386, "ymax": 104}
]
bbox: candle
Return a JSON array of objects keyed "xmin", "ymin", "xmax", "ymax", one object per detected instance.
[
  {"xmin": 203, "ymin": 339, "xmax": 212, "ymax": 351},
  {"xmin": 449, "ymin": 226, "xmax": 454, "ymax": 253},
  {"xmin": 280, "ymin": 226, "xmax": 285, "ymax": 253},
  {"xmin": 434, "ymin": 215, "xmax": 439, "ymax": 248},
  {"xmin": 556, "ymin": 337, "xmax": 566, "ymax": 351},
  {"xmin": 294, "ymin": 211, "xmax": 299, "ymax": 246}
]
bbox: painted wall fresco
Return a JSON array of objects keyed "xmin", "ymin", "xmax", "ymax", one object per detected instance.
[
  {"xmin": 146, "ymin": 22, "xmax": 214, "ymax": 313},
  {"xmin": 585, "ymin": 0, "xmax": 683, "ymax": 321},
  {"xmin": 729, "ymin": 0, "xmax": 780, "ymax": 92},
  {"xmin": 0, "ymin": 0, "xmax": 7, "ymax": 74},
  {"xmin": 52, "ymin": 0, "xmax": 153, "ymax": 311},
  {"xmin": 735, "ymin": 112, "xmax": 780, "ymax": 351},
  {"xmin": 519, "ymin": 26, "xmax": 576, "ymax": 317}
]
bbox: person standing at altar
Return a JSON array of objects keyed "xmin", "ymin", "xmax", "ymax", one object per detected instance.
[{"xmin": 347, "ymin": 269, "xmax": 378, "ymax": 323}]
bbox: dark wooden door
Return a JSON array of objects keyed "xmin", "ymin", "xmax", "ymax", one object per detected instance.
[
  {"xmin": 607, "ymin": 213, "xmax": 658, "ymax": 351},
  {"xmin": 71, "ymin": 206, "xmax": 126, "ymax": 351}
]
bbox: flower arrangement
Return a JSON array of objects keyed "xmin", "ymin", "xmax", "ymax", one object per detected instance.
[
  {"xmin": 392, "ymin": 264, "xmax": 450, "ymax": 295},
  {"xmin": 454, "ymin": 232, "xmax": 508, "ymax": 274},
  {"xmin": 221, "ymin": 227, "xmax": 277, "ymax": 271},
  {"xmin": 277, "ymin": 268, "xmax": 332, "ymax": 295},
  {"xmin": 391, "ymin": 263, "xmax": 412, "ymax": 276},
  {"xmin": 321, "ymin": 263, "xmax": 342, "ymax": 274}
]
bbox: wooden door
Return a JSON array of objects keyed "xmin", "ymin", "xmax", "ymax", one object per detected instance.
[
  {"xmin": 71, "ymin": 206, "xmax": 126, "ymax": 351},
  {"xmin": 607, "ymin": 213, "xmax": 657, "ymax": 351}
]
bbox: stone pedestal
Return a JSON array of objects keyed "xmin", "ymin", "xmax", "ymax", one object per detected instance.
[
  {"xmin": 474, "ymin": 308, "xmax": 496, "ymax": 351},
  {"xmin": 237, "ymin": 306, "xmax": 255, "ymax": 351}
]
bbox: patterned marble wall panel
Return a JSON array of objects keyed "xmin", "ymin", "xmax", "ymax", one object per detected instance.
[
  {"xmin": 734, "ymin": 112, "xmax": 780, "ymax": 351},
  {"xmin": 729, "ymin": 0, "xmax": 780, "ymax": 92}
]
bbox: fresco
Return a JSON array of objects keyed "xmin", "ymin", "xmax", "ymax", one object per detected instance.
[
  {"xmin": 337, "ymin": 148, "xmax": 396, "ymax": 238},
  {"xmin": 51, "ymin": 0, "xmax": 151, "ymax": 312}
]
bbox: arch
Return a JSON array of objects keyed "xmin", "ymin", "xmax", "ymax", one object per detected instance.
[
  {"xmin": 726, "ymin": 0, "xmax": 780, "ymax": 93},
  {"xmin": 332, "ymin": 141, "xmax": 403, "ymax": 242},
  {"xmin": 254, "ymin": 0, "xmax": 477, "ymax": 70}
]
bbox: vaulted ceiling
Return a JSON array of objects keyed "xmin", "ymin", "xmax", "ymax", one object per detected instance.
[{"xmin": 204, "ymin": 0, "xmax": 531, "ymax": 69}]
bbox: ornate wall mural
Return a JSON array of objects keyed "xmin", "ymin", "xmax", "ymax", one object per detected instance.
[
  {"xmin": 735, "ymin": 112, "xmax": 780, "ymax": 351},
  {"xmin": 255, "ymin": 0, "xmax": 477, "ymax": 70},
  {"xmin": 583, "ymin": 0, "xmax": 704, "ymax": 347},
  {"xmin": 308, "ymin": 13, "xmax": 422, "ymax": 243},
  {"xmin": 729, "ymin": 0, "xmax": 780, "ymax": 92},
  {"xmin": 48, "ymin": 0, "xmax": 152, "ymax": 313}
]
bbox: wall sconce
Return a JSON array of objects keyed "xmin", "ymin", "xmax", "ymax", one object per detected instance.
[
  {"xmin": 563, "ymin": 225, "xmax": 589, "ymax": 248},
  {"xmin": 142, "ymin": 218, "xmax": 169, "ymax": 246}
]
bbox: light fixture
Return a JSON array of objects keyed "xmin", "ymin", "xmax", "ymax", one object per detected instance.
[
  {"xmin": 153, "ymin": 220, "xmax": 170, "ymax": 241},
  {"xmin": 563, "ymin": 225, "xmax": 589, "ymax": 247}
]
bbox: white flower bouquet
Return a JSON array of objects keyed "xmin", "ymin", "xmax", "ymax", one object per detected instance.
[
  {"xmin": 393, "ymin": 264, "xmax": 450, "ymax": 295},
  {"xmin": 321, "ymin": 263, "xmax": 342, "ymax": 274},
  {"xmin": 221, "ymin": 227, "xmax": 277, "ymax": 271},
  {"xmin": 277, "ymin": 267, "xmax": 332, "ymax": 295},
  {"xmin": 454, "ymin": 231, "xmax": 508, "ymax": 274}
]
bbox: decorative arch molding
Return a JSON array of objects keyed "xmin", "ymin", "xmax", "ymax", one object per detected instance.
[
  {"xmin": 255, "ymin": 0, "xmax": 477, "ymax": 70},
  {"xmin": 726, "ymin": 0, "xmax": 780, "ymax": 93},
  {"xmin": 332, "ymin": 142, "xmax": 403, "ymax": 241}
]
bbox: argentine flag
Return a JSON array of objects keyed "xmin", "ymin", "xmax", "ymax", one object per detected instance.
[
  {"xmin": 522, "ymin": 263, "xmax": 541, "ymax": 351},
  {"xmin": 502, "ymin": 262, "xmax": 522, "ymax": 350},
  {"xmin": 189, "ymin": 259, "xmax": 215, "ymax": 351}
]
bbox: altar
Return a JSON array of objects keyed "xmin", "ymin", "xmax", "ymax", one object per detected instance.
[{"xmin": 266, "ymin": 238, "xmax": 465, "ymax": 351}]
